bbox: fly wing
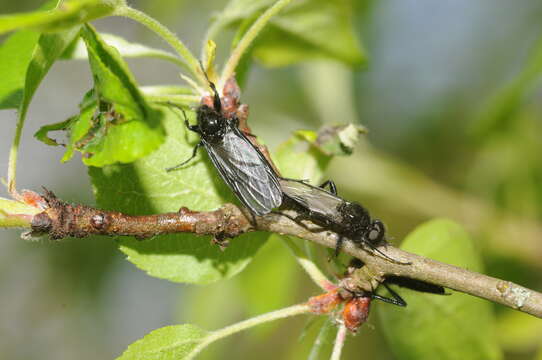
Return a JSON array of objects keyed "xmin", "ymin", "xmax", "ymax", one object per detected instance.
[
  {"xmin": 279, "ymin": 179, "xmax": 343, "ymax": 221},
  {"xmin": 203, "ymin": 129, "xmax": 282, "ymax": 216}
]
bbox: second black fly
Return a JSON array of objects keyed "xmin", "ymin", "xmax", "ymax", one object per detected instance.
[{"xmin": 280, "ymin": 178, "xmax": 406, "ymax": 263}]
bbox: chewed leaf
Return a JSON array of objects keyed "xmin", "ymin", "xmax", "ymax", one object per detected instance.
[
  {"xmin": 117, "ymin": 324, "xmax": 208, "ymax": 360},
  {"xmin": 297, "ymin": 124, "xmax": 366, "ymax": 156},
  {"xmin": 378, "ymin": 219, "xmax": 502, "ymax": 360},
  {"xmin": 0, "ymin": 0, "xmax": 115, "ymax": 35},
  {"xmin": 34, "ymin": 117, "xmax": 74, "ymax": 146},
  {"xmin": 37, "ymin": 25, "xmax": 165, "ymax": 166},
  {"xmin": 89, "ymin": 107, "xmax": 268, "ymax": 284},
  {"xmin": 274, "ymin": 123, "xmax": 363, "ymax": 181},
  {"xmin": 47, "ymin": 24, "xmax": 166, "ymax": 167}
]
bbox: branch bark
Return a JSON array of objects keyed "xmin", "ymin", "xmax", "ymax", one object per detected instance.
[{"xmin": 16, "ymin": 188, "xmax": 542, "ymax": 319}]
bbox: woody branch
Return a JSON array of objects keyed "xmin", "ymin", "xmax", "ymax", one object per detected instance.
[{"xmin": 9, "ymin": 187, "xmax": 541, "ymax": 319}]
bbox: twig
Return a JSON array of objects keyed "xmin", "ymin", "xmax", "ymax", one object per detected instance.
[
  {"xmin": 186, "ymin": 303, "xmax": 311, "ymax": 360},
  {"xmin": 16, "ymin": 189, "xmax": 542, "ymax": 319},
  {"xmin": 330, "ymin": 323, "xmax": 347, "ymax": 360}
]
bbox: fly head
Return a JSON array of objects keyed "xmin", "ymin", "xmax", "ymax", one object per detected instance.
[{"xmin": 365, "ymin": 219, "xmax": 385, "ymax": 244}]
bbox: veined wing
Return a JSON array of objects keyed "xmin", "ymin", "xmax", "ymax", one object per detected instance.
[
  {"xmin": 203, "ymin": 129, "xmax": 282, "ymax": 216},
  {"xmin": 279, "ymin": 178, "xmax": 343, "ymax": 221}
]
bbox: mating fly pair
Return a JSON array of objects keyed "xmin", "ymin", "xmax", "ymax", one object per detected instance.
[{"xmin": 166, "ymin": 75, "xmax": 390, "ymax": 261}]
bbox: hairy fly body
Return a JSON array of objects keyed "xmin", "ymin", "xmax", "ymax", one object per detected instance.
[
  {"xmin": 279, "ymin": 178, "xmax": 401, "ymax": 262},
  {"xmin": 167, "ymin": 81, "xmax": 283, "ymax": 216}
]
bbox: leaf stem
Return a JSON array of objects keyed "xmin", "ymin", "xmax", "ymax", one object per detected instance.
[
  {"xmin": 330, "ymin": 323, "xmax": 347, "ymax": 360},
  {"xmin": 113, "ymin": 6, "xmax": 206, "ymax": 86},
  {"xmin": 187, "ymin": 303, "xmax": 311, "ymax": 360},
  {"xmin": 283, "ymin": 236, "xmax": 335, "ymax": 291},
  {"xmin": 7, "ymin": 111, "xmax": 25, "ymax": 195},
  {"xmin": 219, "ymin": 0, "xmax": 293, "ymax": 86}
]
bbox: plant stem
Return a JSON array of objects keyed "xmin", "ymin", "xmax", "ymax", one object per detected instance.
[
  {"xmin": 0, "ymin": 198, "xmax": 40, "ymax": 228},
  {"xmin": 282, "ymin": 236, "xmax": 335, "ymax": 291},
  {"xmin": 220, "ymin": 0, "xmax": 293, "ymax": 86},
  {"xmin": 187, "ymin": 303, "xmax": 311, "ymax": 360},
  {"xmin": 146, "ymin": 94, "xmax": 200, "ymax": 106},
  {"xmin": 7, "ymin": 111, "xmax": 25, "ymax": 195},
  {"xmin": 330, "ymin": 323, "xmax": 347, "ymax": 360},
  {"xmin": 113, "ymin": 6, "xmax": 206, "ymax": 86}
]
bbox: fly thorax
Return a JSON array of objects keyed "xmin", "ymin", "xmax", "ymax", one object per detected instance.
[
  {"xmin": 338, "ymin": 202, "xmax": 370, "ymax": 235},
  {"xmin": 197, "ymin": 105, "xmax": 228, "ymax": 142}
]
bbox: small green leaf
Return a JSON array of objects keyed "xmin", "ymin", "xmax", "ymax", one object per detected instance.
[
  {"xmin": 0, "ymin": 0, "xmax": 115, "ymax": 35},
  {"xmin": 61, "ymin": 32, "xmax": 185, "ymax": 67},
  {"xmin": 220, "ymin": 0, "xmax": 365, "ymax": 68},
  {"xmin": 274, "ymin": 123, "xmax": 362, "ymax": 180},
  {"xmin": 117, "ymin": 324, "xmax": 208, "ymax": 360},
  {"xmin": 378, "ymin": 219, "xmax": 503, "ymax": 360},
  {"xmin": 34, "ymin": 117, "xmax": 74, "ymax": 146},
  {"xmin": 56, "ymin": 24, "xmax": 165, "ymax": 167},
  {"xmin": 89, "ymin": 107, "xmax": 268, "ymax": 284}
]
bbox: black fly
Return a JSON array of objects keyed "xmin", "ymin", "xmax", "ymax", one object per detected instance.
[
  {"xmin": 166, "ymin": 78, "xmax": 283, "ymax": 216},
  {"xmin": 279, "ymin": 178, "xmax": 406, "ymax": 263}
]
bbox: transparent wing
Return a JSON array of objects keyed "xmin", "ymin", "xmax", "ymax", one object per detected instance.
[
  {"xmin": 279, "ymin": 178, "xmax": 343, "ymax": 221},
  {"xmin": 204, "ymin": 129, "xmax": 282, "ymax": 216}
]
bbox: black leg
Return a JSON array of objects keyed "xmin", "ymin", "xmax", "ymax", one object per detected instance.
[
  {"xmin": 319, "ymin": 180, "xmax": 338, "ymax": 195},
  {"xmin": 371, "ymin": 283, "xmax": 407, "ymax": 307},
  {"xmin": 166, "ymin": 142, "xmax": 202, "ymax": 172},
  {"xmin": 334, "ymin": 235, "xmax": 344, "ymax": 257},
  {"xmin": 168, "ymin": 103, "xmax": 200, "ymax": 134}
]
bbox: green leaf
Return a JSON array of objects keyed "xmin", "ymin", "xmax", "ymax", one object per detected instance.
[
  {"xmin": 43, "ymin": 24, "xmax": 165, "ymax": 167},
  {"xmin": 0, "ymin": 0, "xmax": 116, "ymax": 35},
  {"xmin": 220, "ymin": 0, "xmax": 365, "ymax": 67},
  {"xmin": 378, "ymin": 219, "xmax": 503, "ymax": 360},
  {"xmin": 117, "ymin": 324, "xmax": 208, "ymax": 360},
  {"xmin": 89, "ymin": 107, "xmax": 268, "ymax": 284},
  {"xmin": 0, "ymin": 30, "xmax": 41, "ymax": 109},
  {"xmin": 61, "ymin": 32, "xmax": 185, "ymax": 67}
]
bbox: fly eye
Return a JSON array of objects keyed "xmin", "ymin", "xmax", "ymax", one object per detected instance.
[{"xmin": 368, "ymin": 229, "xmax": 380, "ymax": 242}]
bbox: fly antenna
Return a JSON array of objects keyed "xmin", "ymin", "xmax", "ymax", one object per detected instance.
[
  {"xmin": 363, "ymin": 240, "xmax": 411, "ymax": 265},
  {"xmin": 198, "ymin": 60, "xmax": 221, "ymax": 112}
]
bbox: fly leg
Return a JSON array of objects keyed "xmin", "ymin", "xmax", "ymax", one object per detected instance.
[
  {"xmin": 360, "ymin": 238, "xmax": 411, "ymax": 265},
  {"xmin": 319, "ymin": 180, "xmax": 338, "ymax": 195},
  {"xmin": 166, "ymin": 104, "xmax": 203, "ymax": 172},
  {"xmin": 334, "ymin": 235, "xmax": 344, "ymax": 257},
  {"xmin": 166, "ymin": 142, "xmax": 203, "ymax": 172},
  {"xmin": 371, "ymin": 283, "xmax": 407, "ymax": 307},
  {"xmin": 168, "ymin": 103, "xmax": 200, "ymax": 134}
]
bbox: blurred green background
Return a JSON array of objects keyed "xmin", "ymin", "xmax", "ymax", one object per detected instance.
[{"xmin": 1, "ymin": 0, "xmax": 542, "ymax": 359}]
